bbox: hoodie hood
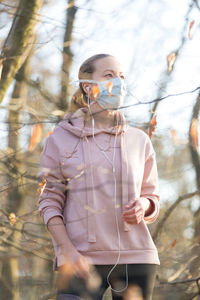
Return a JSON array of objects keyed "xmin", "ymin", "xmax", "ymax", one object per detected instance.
[{"xmin": 58, "ymin": 107, "xmax": 129, "ymax": 137}]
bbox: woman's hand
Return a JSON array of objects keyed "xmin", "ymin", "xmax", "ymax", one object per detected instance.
[
  {"xmin": 57, "ymin": 255, "xmax": 93, "ymax": 291},
  {"xmin": 73, "ymin": 255, "xmax": 91, "ymax": 279},
  {"xmin": 59, "ymin": 254, "xmax": 91, "ymax": 280},
  {"xmin": 74, "ymin": 256, "xmax": 102, "ymax": 291},
  {"xmin": 58, "ymin": 255, "xmax": 102, "ymax": 291},
  {"xmin": 122, "ymin": 199, "xmax": 150, "ymax": 225}
]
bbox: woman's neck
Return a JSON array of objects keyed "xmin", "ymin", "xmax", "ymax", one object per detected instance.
[{"xmin": 85, "ymin": 104, "xmax": 116, "ymax": 129}]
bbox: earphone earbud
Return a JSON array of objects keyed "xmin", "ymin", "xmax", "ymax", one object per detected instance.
[{"xmin": 86, "ymin": 86, "xmax": 89, "ymax": 92}]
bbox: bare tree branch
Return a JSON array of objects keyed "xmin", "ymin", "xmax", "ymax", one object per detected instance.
[
  {"xmin": 0, "ymin": 220, "xmax": 50, "ymax": 242},
  {"xmin": 158, "ymin": 276, "xmax": 200, "ymax": 300},
  {"xmin": 149, "ymin": 1, "xmax": 195, "ymax": 120},
  {"xmin": 153, "ymin": 190, "xmax": 200, "ymax": 241},
  {"xmin": 188, "ymin": 93, "xmax": 200, "ymax": 242},
  {"xmin": 159, "ymin": 276, "xmax": 200, "ymax": 285},
  {"xmin": 0, "ymin": 236, "xmax": 52, "ymax": 261}
]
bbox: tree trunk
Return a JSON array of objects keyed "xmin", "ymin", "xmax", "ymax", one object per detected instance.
[
  {"xmin": 2, "ymin": 47, "xmax": 33, "ymax": 300},
  {"xmin": 189, "ymin": 93, "xmax": 200, "ymax": 243},
  {"xmin": 0, "ymin": 0, "xmax": 44, "ymax": 103},
  {"xmin": 59, "ymin": 0, "xmax": 78, "ymax": 111}
]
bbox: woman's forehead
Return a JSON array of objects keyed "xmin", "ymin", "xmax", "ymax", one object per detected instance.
[{"xmin": 94, "ymin": 56, "xmax": 122, "ymax": 73}]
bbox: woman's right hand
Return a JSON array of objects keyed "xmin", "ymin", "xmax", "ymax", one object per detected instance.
[
  {"xmin": 59, "ymin": 254, "xmax": 91, "ymax": 280},
  {"xmin": 73, "ymin": 255, "xmax": 91, "ymax": 279},
  {"xmin": 59, "ymin": 255, "xmax": 102, "ymax": 291},
  {"xmin": 75, "ymin": 256, "xmax": 102, "ymax": 291}
]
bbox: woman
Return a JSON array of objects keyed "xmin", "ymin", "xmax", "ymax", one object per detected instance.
[{"xmin": 38, "ymin": 54, "xmax": 160, "ymax": 300}]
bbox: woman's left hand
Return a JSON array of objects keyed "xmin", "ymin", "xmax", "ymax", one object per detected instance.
[{"xmin": 122, "ymin": 200, "xmax": 145, "ymax": 225}]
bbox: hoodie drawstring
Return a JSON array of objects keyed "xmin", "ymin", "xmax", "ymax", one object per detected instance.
[
  {"xmin": 121, "ymin": 131, "xmax": 130, "ymax": 232},
  {"xmin": 82, "ymin": 136, "xmax": 97, "ymax": 242}
]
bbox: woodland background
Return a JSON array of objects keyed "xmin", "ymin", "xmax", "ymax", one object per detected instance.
[{"xmin": 0, "ymin": 0, "xmax": 200, "ymax": 299}]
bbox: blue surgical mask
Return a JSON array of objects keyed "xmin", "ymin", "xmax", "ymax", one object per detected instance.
[{"xmin": 96, "ymin": 76, "xmax": 126, "ymax": 110}]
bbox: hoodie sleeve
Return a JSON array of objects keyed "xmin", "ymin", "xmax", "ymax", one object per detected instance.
[
  {"xmin": 37, "ymin": 135, "xmax": 66, "ymax": 225},
  {"xmin": 140, "ymin": 136, "xmax": 160, "ymax": 224}
]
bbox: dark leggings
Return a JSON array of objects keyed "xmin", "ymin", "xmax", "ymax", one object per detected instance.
[{"xmin": 56, "ymin": 263, "xmax": 157, "ymax": 300}]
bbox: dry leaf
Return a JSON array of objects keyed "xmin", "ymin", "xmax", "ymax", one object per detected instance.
[
  {"xmin": 116, "ymin": 125, "xmax": 121, "ymax": 135},
  {"xmin": 167, "ymin": 52, "xmax": 176, "ymax": 73},
  {"xmin": 188, "ymin": 20, "xmax": 195, "ymax": 40},
  {"xmin": 190, "ymin": 118, "xmax": 198, "ymax": 149},
  {"xmin": 51, "ymin": 110, "xmax": 65, "ymax": 117},
  {"xmin": 28, "ymin": 123, "xmax": 42, "ymax": 152},
  {"xmin": 37, "ymin": 178, "xmax": 47, "ymax": 196},
  {"xmin": 149, "ymin": 115, "xmax": 157, "ymax": 139},
  {"xmin": 92, "ymin": 86, "xmax": 100, "ymax": 99},
  {"xmin": 107, "ymin": 81, "xmax": 113, "ymax": 96},
  {"xmin": 46, "ymin": 125, "xmax": 55, "ymax": 137},
  {"xmin": 171, "ymin": 239, "xmax": 177, "ymax": 248},
  {"xmin": 170, "ymin": 129, "xmax": 179, "ymax": 145},
  {"xmin": 9, "ymin": 212, "xmax": 17, "ymax": 226}
]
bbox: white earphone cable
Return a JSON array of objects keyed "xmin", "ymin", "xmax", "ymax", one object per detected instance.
[{"xmin": 87, "ymin": 93, "xmax": 129, "ymax": 293}]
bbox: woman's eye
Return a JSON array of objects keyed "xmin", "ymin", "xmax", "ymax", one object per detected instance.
[{"xmin": 105, "ymin": 74, "xmax": 113, "ymax": 78}]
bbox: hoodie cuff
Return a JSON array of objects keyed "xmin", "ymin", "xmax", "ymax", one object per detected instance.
[{"xmin": 141, "ymin": 197, "xmax": 159, "ymax": 224}]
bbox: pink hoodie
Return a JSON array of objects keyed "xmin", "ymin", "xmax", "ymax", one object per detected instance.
[{"xmin": 38, "ymin": 108, "xmax": 160, "ymax": 270}]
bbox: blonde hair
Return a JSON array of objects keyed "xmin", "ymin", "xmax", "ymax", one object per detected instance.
[{"xmin": 68, "ymin": 54, "xmax": 113, "ymax": 113}]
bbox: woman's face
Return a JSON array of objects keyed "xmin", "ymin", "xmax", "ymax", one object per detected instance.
[
  {"xmin": 92, "ymin": 56, "xmax": 125, "ymax": 82},
  {"xmin": 82, "ymin": 56, "xmax": 125, "ymax": 103}
]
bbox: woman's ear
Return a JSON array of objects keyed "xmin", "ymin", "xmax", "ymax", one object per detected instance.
[{"xmin": 82, "ymin": 83, "xmax": 90, "ymax": 94}]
